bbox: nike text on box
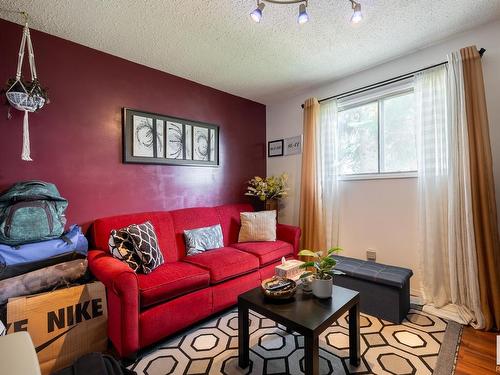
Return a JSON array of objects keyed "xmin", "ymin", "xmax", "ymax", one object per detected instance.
[{"xmin": 6, "ymin": 282, "xmax": 107, "ymax": 375}]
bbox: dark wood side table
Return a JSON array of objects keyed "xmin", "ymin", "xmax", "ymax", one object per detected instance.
[{"xmin": 238, "ymin": 285, "xmax": 360, "ymax": 375}]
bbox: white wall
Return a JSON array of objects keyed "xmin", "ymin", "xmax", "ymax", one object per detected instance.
[{"xmin": 267, "ymin": 19, "xmax": 500, "ymax": 296}]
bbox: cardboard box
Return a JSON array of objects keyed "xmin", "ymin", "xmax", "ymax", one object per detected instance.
[
  {"xmin": 6, "ymin": 282, "xmax": 108, "ymax": 375},
  {"xmin": 275, "ymin": 259, "xmax": 305, "ymax": 280}
]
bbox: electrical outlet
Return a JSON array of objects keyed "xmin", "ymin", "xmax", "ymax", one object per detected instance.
[{"xmin": 366, "ymin": 249, "xmax": 376, "ymax": 262}]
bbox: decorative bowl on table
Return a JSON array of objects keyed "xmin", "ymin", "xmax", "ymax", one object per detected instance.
[{"xmin": 261, "ymin": 276, "xmax": 297, "ymax": 300}]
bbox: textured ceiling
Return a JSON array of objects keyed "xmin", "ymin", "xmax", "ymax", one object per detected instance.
[{"xmin": 1, "ymin": 0, "xmax": 500, "ymax": 104}]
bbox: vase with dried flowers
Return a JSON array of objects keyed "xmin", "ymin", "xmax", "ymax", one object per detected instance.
[{"xmin": 245, "ymin": 174, "xmax": 288, "ymax": 215}]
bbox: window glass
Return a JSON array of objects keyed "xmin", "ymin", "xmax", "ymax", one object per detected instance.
[
  {"xmin": 382, "ymin": 93, "xmax": 417, "ymax": 172},
  {"xmin": 337, "ymin": 89, "xmax": 417, "ymax": 176},
  {"xmin": 338, "ymin": 102, "xmax": 378, "ymax": 175}
]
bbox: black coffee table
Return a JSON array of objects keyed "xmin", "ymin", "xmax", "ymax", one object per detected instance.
[{"xmin": 238, "ymin": 285, "xmax": 360, "ymax": 375}]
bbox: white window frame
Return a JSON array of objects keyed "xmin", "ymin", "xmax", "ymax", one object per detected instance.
[{"xmin": 337, "ymin": 83, "xmax": 418, "ymax": 181}]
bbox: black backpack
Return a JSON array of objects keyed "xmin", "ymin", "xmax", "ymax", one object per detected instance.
[{"xmin": 52, "ymin": 353, "xmax": 135, "ymax": 375}]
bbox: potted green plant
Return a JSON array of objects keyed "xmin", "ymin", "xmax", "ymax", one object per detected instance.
[{"xmin": 298, "ymin": 248, "xmax": 344, "ymax": 299}]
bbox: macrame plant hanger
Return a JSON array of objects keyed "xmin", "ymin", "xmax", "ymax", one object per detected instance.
[{"xmin": 5, "ymin": 11, "xmax": 47, "ymax": 161}]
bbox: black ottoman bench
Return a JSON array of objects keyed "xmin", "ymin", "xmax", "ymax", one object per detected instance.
[{"xmin": 332, "ymin": 255, "xmax": 413, "ymax": 323}]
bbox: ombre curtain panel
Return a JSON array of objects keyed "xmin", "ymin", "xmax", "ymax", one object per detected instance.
[
  {"xmin": 461, "ymin": 46, "xmax": 500, "ymax": 331},
  {"xmin": 299, "ymin": 98, "xmax": 326, "ymax": 251},
  {"xmin": 416, "ymin": 58, "xmax": 484, "ymax": 328},
  {"xmin": 299, "ymin": 98, "xmax": 340, "ymax": 252},
  {"xmin": 417, "ymin": 46, "xmax": 500, "ymax": 330}
]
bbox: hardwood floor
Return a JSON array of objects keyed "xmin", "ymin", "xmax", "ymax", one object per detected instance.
[{"xmin": 454, "ymin": 326, "xmax": 498, "ymax": 374}]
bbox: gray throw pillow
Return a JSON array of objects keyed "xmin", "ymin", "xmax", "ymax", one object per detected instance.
[{"xmin": 184, "ymin": 224, "xmax": 224, "ymax": 256}]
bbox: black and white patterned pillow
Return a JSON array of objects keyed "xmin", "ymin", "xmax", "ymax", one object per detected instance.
[
  {"xmin": 184, "ymin": 224, "xmax": 224, "ymax": 256},
  {"xmin": 108, "ymin": 229, "xmax": 142, "ymax": 272},
  {"xmin": 0, "ymin": 319, "xmax": 5, "ymax": 336},
  {"xmin": 126, "ymin": 221, "xmax": 164, "ymax": 274}
]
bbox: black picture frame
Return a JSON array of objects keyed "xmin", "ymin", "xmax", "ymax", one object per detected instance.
[
  {"xmin": 268, "ymin": 139, "xmax": 284, "ymax": 157},
  {"xmin": 123, "ymin": 108, "xmax": 219, "ymax": 167}
]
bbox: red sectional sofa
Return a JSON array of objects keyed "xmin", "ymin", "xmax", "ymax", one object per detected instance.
[{"xmin": 88, "ymin": 203, "xmax": 301, "ymax": 358}]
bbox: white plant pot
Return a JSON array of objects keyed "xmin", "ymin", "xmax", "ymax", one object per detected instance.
[
  {"xmin": 301, "ymin": 277, "xmax": 313, "ymax": 293},
  {"xmin": 312, "ymin": 277, "xmax": 333, "ymax": 299}
]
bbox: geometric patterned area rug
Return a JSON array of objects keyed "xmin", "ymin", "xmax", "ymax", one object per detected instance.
[{"xmin": 130, "ymin": 307, "xmax": 460, "ymax": 375}]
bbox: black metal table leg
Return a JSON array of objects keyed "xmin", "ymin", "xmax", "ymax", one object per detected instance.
[
  {"xmin": 304, "ymin": 334, "xmax": 319, "ymax": 375},
  {"xmin": 238, "ymin": 302, "xmax": 250, "ymax": 368},
  {"xmin": 348, "ymin": 301, "xmax": 360, "ymax": 366}
]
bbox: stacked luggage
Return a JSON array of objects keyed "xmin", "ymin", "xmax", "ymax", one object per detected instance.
[{"xmin": 0, "ymin": 181, "xmax": 89, "ymax": 308}]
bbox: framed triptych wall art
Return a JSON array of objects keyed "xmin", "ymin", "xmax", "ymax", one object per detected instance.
[{"xmin": 123, "ymin": 108, "xmax": 219, "ymax": 166}]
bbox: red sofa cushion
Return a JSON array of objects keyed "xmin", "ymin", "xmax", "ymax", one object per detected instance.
[
  {"xmin": 91, "ymin": 212, "xmax": 179, "ymax": 262},
  {"xmin": 139, "ymin": 288, "xmax": 213, "ymax": 349},
  {"xmin": 212, "ymin": 271, "xmax": 260, "ymax": 313},
  {"xmin": 137, "ymin": 262, "xmax": 210, "ymax": 308},
  {"xmin": 170, "ymin": 207, "xmax": 221, "ymax": 259},
  {"xmin": 181, "ymin": 247, "xmax": 259, "ymax": 284},
  {"xmin": 215, "ymin": 203, "xmax": 254, "ymax": 246},
  {"xmin": 231, "ymin": 240, "xmax": 294, "ymax": 266}
]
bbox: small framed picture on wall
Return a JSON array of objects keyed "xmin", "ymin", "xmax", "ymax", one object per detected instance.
[
  {"xmin": 284, "ymin": 135, "xmax": 302, "ymax": 156},
  {"xmin": 268, "ymin": 139, "xmax": 284, "ymax": 157}
]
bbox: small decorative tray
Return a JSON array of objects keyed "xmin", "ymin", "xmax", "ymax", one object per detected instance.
[{"xmin": 261, "ymin": 276, "xmax": 297, "ymax": 300}]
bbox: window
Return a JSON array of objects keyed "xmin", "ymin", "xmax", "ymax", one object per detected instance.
[{"xmin": 337, "ymin": 88, "xmax": 417, "ymax": 178}]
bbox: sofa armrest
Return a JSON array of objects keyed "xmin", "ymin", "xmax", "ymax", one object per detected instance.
[
  {"xmin": 276, "ymin": 223, "xmax": 301, "ymax": 256},
  {"xmin": 88, "ymin": 249, "xmax": 139, "ymax": 358},
  {"xmin": 88, "ymin": 250, "xmax": 138, "ymax": 294}
]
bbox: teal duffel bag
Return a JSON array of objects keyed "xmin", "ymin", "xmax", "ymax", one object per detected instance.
[{"xmin": 0, "ymin": 181, "xmax": 68, "ymax": 245}]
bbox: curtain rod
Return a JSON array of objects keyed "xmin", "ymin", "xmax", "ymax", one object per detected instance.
[{"xmin": 301, "ymin": 47, "xmax": 486, "ymax": 108}]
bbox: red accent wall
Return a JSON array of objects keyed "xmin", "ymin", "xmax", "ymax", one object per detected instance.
[{"xmin": 0, "ymin": 19, "xmax": 266, "ymax": 228}]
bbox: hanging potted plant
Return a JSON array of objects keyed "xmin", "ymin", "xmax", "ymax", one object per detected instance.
[
  {"xmin": 3, "ymin": 12, "xmax": 49, "ymax": 161},
  {"xmin": 244, "ymin": 174, "xmax": 288, "ymax": 215},
  {"xmin": 298, "ymin": 248, "xmax": 345, "ymax": 299}
]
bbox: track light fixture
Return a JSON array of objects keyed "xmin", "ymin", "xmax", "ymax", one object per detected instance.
[
  {"xmin": 249, "ymin": 0, "xmax": 363, "ymax": 25},
  {"xmin": 349, "ymin": 0, "xmax": 362, "ymax": 24}
]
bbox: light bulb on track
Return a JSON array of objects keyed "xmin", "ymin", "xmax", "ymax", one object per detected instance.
[
  {"xmin": 350, "ymin": 1, "xmax": 362, "ymax": 24},
  {"xmin": 297, "ymin": 3, "xmax": 309, "ymax": 24},
  {"xmin": 250, "ymin": 2, "xmax": 266, "ymax": 23}
]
